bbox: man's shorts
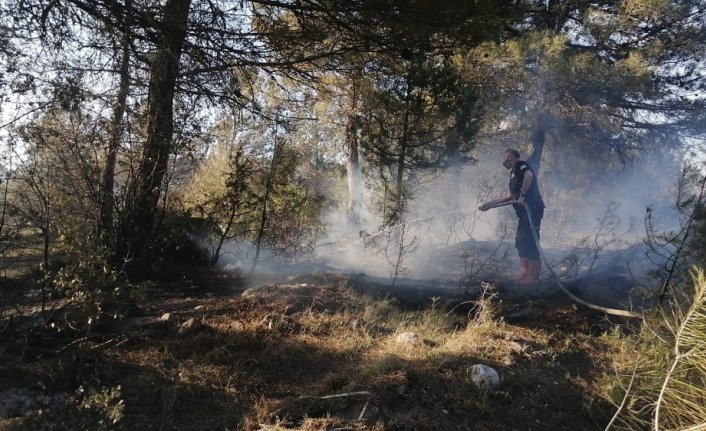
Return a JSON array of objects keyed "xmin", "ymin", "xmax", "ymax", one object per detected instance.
[{"xmin": 515, "ymin": 205, "xmax": 544, "ymax": 259}]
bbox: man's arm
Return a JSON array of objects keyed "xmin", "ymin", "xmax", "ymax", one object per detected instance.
[
  {"xmin": 516, "ymin": 170, "xmax": 534, "ymax": 205},
  {"xmin": 478, "ymin": 193, "xmax": 512, "ymax": 211}
]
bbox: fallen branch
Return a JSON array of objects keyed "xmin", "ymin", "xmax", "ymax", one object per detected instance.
[{"xmin": 298, "ymin": 391, "xmax": 371, "ymax": 400}]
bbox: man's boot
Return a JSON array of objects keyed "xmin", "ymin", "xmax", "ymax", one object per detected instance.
[
  {"xmin": 514, "ymin": 257, "xmax": 529, "ymax": 282},
  {"xmin": 518, "ymin": 259, "xmax": 541, "ymax": 285}
]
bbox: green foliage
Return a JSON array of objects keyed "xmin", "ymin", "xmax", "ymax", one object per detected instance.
[
  {"xmin": 645, "ymin": 164, "xmax": 706, "ymax": 299},
  {"xmin": 358, "ymin": 54, "xmax": 481, "ymax": 221},
  {"xmin": 9, "ymin": 109, "xmax": 103, "ymax": 261},
  {"xmin": 181, "ymin": 141, "xmax": 258, "ymax": 264},
  {"xmin": 3, "ymin": 0, "xmax": 705, "ymax": 276},
  {"xmin": 457, "ymin": 1, "xmax": 705, "ymax": 177},
  {"xmin": 45, "ymin": 234, "xmax": 140, "ymax": 314},
  {"xmin": 181, "ymin": 114, "xmax": 329, "ymax": 265},
  {"xmin": 68, "ymin": 385, "xmax": 125, "ymax": 429}
]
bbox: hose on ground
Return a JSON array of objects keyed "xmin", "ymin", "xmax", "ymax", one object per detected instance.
[
  {"xmin": 520, "ymin": 201, "xmax": 643, "ymax": 318},
  {"xmin": 356, "ymin": 200, "xmax": 644, "ymax": 318}
]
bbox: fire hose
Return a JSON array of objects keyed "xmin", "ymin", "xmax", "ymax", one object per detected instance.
[
  {"xmin": 486, "ymin": 200, "xmax": 643, "ymax": 319},
  {"xmin": 355, "ymin": 200, "xmax": 643, "ymax": 318}
]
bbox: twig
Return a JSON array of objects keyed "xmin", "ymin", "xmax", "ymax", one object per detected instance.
[
  {"xmin": 654, "ymin": 276, "xmax": 704, "ymax": 430},
  {"xmin": 357, "ymin": 400, "xmax": 369, "ymax": 421},
  {"xmin": 57, "ymin": 336, "xmax": 89, "ymax": 353},
  {"xmin": 298, "ymin": 391, "xmax": 371, "ymax": 400},
  {"xmin": 88, "ymin": 336, "xmax": 132, "ymax": 351},
  {"xmin": 605, "ymin": 365, "xmax": 638, "ymax": 431}
]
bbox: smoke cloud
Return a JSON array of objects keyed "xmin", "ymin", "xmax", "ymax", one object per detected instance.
[
  {"xmin": 307, "ymin": 144, "xmax": 687, "ymax": 287},
  {"xmin": 209, "ymin": 141, "xmax": 690, "ymax": 297}
]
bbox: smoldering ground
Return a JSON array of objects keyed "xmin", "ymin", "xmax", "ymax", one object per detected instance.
[{"xmin": 207, "ymin": 146, "xmax": 690, "ymax": 312}]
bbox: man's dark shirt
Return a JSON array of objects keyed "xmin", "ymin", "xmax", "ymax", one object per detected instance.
[{"xmin": 509, "ymin": 161, "xmax": 544, "ymax": 210}]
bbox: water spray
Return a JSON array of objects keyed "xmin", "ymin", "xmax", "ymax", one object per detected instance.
[
  {"xmin": 356, "ymin": 200, "xmax": 516, "ymax": 243},
  {"xmin": 348, "ymin": 198, "xmax": 645, "ymax": 318}
]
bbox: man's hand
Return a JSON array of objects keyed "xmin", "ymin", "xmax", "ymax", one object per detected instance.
[
  {"xmin": 516, "ymin": 196, "xmax": 525, "ymax": 206},
  {"xmin": 478, "ymin": 203, "xmax": 490, "ymax": 212}
]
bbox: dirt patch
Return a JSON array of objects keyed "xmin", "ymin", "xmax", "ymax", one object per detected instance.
[{"xmin": 0, "ymin": 268, "xmax": 627, "ymax": 430}]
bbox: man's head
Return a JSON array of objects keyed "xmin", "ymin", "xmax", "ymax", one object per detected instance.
[{"xmin": 503, "ymin": 148, "xmax": 521, "ymax": 169}]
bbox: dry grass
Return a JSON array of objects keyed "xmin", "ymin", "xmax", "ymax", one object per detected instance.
[
  {"xmin": 0, "ymin": 229, "xmax": 49, "ymax": 277},
  {"xmin": 1, "ymin": 271, "xmax": 624, "ymax": 430},
  {"xmin": 601, "ymin": 270, "xmax": 706, "ymax": 431}
]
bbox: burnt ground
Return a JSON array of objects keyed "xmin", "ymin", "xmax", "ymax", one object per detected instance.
[{"xmin": 0, "ymin": 265, "xmax": 641, "ymax": 431}]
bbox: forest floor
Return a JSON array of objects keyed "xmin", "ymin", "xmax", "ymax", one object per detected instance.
[{"xmin": 0, "ymin": 264, "xmax": 636, "ymax": 431}]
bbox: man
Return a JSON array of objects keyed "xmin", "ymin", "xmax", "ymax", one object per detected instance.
[{"xmin": 478, "ymin": 148, "xmax": 545, "ymax": 284}]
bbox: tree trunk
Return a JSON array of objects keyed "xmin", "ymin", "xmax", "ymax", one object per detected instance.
[
  {"xmin": 120, "ymin": 0, "xmax": 191, "ymax": 263},
  {"xmin": 0, "ymin": 176, "xmax": 8, "ymax": 246},
  {"xmin": 211, "ymin": 206, "xmax": 237, "ymax": 266},
  {"xmin": 527, "ymin": 127, "xmax": 545, "ymax": 174},
  {"xmin": 525, "ymin": 0, "xmax": 561, "ymax": 175},
  {"xmin": 392, "ymin": 92, "xmax": 412, "ymax": 224},
  {"xmin": 250, "ymin": 123, "xmax": 280, "ymax": 274},
  {"xmin": 346, "ymin": 77, "xmax": 362, "ymax": 224},
  {"xmin": 100, "ymin": 0, "xmax": 132, "ymax": 249}
]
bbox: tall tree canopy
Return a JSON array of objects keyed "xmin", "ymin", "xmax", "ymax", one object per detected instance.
[
  {"xmin": 2, "ymin": 0, "xmax": 705, "ymax": 271},
  {"xmin": 457, "ymin": 0, "xmax": 706, "ymax": 175},
  {"xmin": 2, "ymin": 0, "xmax": 526, "ymax": 262}
]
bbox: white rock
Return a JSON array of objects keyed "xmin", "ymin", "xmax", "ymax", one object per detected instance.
[
  {"xmin": 159, "ymin": 312, "xmax": 174, "ymax": 322},
  {"xmin": 242, "ymin": 286, "xmax": 267, "ymax": 297},
  {"xmin": 469, "ymin": 364, "xmax": 500, "ymax": 391},
  {"xmin": 395, "ymin": 331, "xmax": 422, "ymax": 347},
  {"xmin": 178, "ymin": 318, "xmax": 202, "ymax": 335}
]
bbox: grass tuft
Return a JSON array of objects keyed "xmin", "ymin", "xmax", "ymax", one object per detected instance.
[{"xmin": 602, "ymin": 268, "xmax": 706, "ymax": 431}]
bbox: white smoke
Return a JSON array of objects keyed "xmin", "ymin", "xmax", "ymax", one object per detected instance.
[
  {"xmin": 204, "ymin": 138, "xmax": 689, "ymax": 293},
  {"xmin": 309, "ymin": 144, "xmax": 687, "ymax": 285}
]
